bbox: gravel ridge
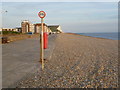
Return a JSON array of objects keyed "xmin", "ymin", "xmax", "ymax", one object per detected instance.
[{"xmin": 17, "ymin": 33, "xmax": 118, "ymax": 88}]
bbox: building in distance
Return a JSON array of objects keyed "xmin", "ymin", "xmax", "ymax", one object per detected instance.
[
  {"xmin": 21, "ymin": 20, "xmax": 63, "ymax": 34},
  {"xmin": 1, "ymin": 20, "xmax": 63, "ymax": 34},
  {"xmin": 48, "ymin": 25, "xmax": 63, "ymax": 34}
]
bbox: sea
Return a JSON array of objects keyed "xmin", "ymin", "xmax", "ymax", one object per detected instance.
[{"xmin": 76, "ymin": 32, "xmax": 119, "ymax": 40}]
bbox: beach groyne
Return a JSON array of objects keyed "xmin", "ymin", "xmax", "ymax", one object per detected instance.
[{"xmin": 17, "ymin": 33, "xmax": 118, "ymax": 88}]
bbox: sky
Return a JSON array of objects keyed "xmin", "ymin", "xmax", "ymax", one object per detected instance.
[{"xmin": 1, "ymin": 2, "xmax": 118, "ymax": 33}]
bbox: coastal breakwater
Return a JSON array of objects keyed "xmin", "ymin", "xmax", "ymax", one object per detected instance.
[{"xmin": 17, "ymin": 33, "xmax": 118, "ymax": 88}]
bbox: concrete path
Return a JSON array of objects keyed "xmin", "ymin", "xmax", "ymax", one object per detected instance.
[{"xmin": 2, "ymin": 34, "xmax": 57, "ymax": 88}]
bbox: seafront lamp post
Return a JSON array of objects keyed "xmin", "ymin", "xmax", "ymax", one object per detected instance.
[{"xmin": 38, "ymin": 11, "xmax": 46, "ymax": 70}]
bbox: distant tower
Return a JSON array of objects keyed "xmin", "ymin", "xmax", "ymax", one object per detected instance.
[{"xmin": 21, "ymin": 20, "xmax": 30, "ymax": 33}]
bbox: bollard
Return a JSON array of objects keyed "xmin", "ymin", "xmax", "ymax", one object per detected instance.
[{"xmin": 43, "ymin": 32, "xmax": 48, "ymax": 49}]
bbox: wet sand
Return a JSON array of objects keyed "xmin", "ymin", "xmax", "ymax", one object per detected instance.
[{"xmin": 17, "ymin": 33, "xmax": 118, "ymax": 88}]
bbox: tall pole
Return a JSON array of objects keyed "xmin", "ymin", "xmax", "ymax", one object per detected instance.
[
  {"xmin": 38, "ymin": 11, "xmax": 46, "ymax": 70},
  {"xmin": 40, "ymin": 18, "xmax": 44, "ymax": 70}
]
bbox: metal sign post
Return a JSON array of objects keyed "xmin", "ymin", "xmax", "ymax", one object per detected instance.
[
  {"xmin": 41, "ymin": 18, "xmax": 44, "ymax": 70},
  {"xmin": 38, "ymin": 11, "xmax": 46, "ymax": 70}
]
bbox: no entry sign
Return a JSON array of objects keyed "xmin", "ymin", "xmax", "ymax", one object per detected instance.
[{"xmin": 38, "ymin": 11, "xmax": 46, "ymax": 18}]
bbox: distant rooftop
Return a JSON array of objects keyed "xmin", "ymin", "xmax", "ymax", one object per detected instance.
[
  {"xmin": 48, "ymin": 25, "xmax": 60, "ymax": 27},
  {"xmin": 22, "ymin": 20, "xmax": 29, "ymax": 23},
  {"xmin": 34, "ymin": 23, "xmax": 47, "ymax": 26}
]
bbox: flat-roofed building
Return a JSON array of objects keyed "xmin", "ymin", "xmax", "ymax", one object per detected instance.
[
  {"xmin": 21, "ymin": 20, "xmax": 30, "ymax": 33},
  {"xmin": 2, "ymin": 28, "xmax": 18, "ymax": 32},
  {"xmin": 15, "ymin": 27, "xmax": 22, "ymax": 33},
  {"xmin": 29, "ymin": 24, "xmax": 34, "ymax": 33},
  {"xmin": 21, "ymin": 20, "xmax": 63, "ymax": 34},
  {"xmin": 34, "ymin": 23, "xmax": 48, "ymax": 34}
]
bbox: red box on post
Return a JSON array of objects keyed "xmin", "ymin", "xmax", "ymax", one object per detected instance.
[{"xmin": 43, "ymin": 32, "xmax": 48, "ymax": 49}]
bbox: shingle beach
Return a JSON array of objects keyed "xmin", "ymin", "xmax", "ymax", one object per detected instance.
[{"xmin": 17, "ymin": 33, "xmax": 118, "ymax": 88}]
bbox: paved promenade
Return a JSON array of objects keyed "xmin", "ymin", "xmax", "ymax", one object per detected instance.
[
  {"xmin": 2, "ymin": 34, "xmax": 57, "ymax": 88},
  {"xmin": 17, "ymin": 33, "xmax": 118, "ymax": 88}
]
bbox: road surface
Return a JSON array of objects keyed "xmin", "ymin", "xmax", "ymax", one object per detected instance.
[{"xmin": 2, "ymin": 34, "xmax": 57, "ymax": 88}]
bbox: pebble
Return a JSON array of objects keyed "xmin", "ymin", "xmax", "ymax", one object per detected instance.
[{"xmin": 17, "ymin": 34, "xmax": 118, "ymax": 88}]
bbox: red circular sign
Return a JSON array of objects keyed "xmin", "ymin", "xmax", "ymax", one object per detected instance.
[{"xmin": 38, "ymin": 11, "xmax": 46, "ymax": 18}]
